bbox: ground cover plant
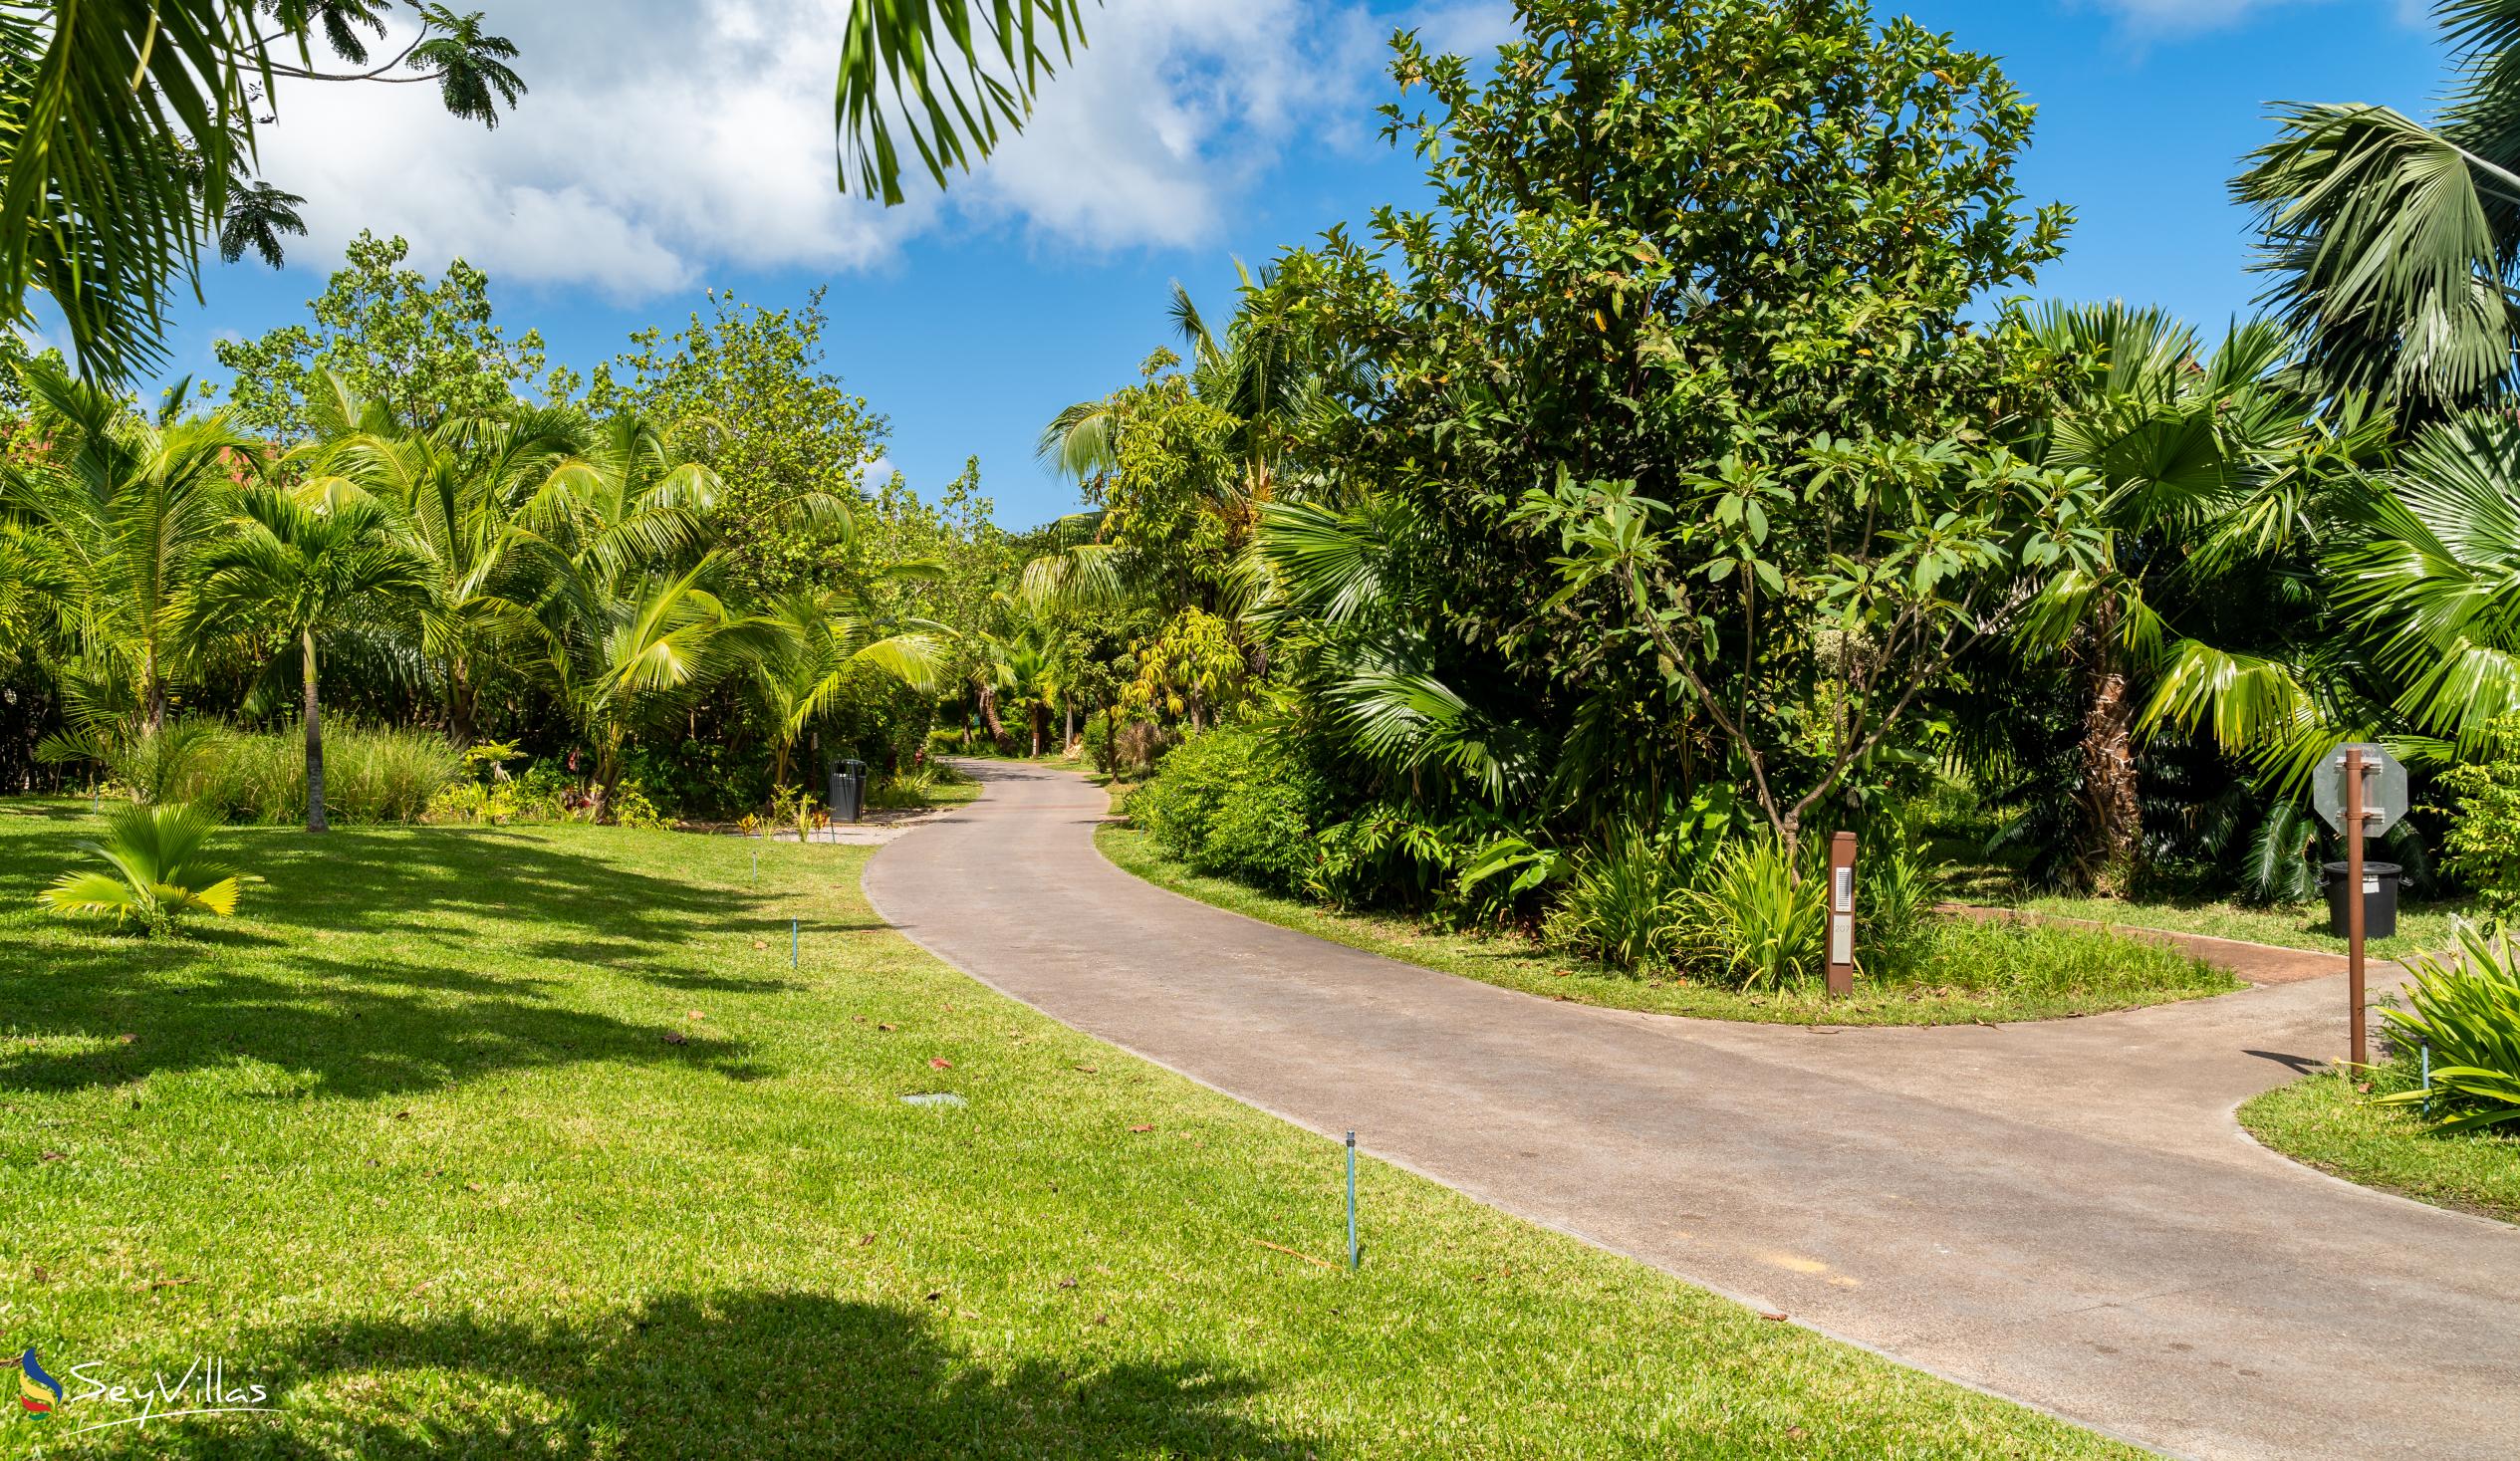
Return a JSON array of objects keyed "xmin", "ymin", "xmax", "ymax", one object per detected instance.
[
  {"xmin": 0, "ymin": 803, "xmax": 2130, "ymax": 1458},
  {"xmin": 1098, "ymin": 821, "xmax": 2236, "ymax": 1029}
]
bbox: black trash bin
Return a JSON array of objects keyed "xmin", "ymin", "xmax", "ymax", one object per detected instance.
[
  {"xmin": 829, "ymin": 759, "xmax": 869, "ymax": 825},
  {"xmin": 2322, "ymin": 860, "xmax": 2402, "ymax": 940}
]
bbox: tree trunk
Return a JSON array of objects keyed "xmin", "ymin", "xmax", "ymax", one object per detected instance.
[
  {"xmin": 1030, "ymin": 701, "xmax": 1044, "ymax": 757},
  {"xmin": 1063, "ymin": 700, "xmax": 1076, "ymax": 754},
  {"xmin": 449, "ymin": 655, "xmax": 475, "ymax": 750},
  {"xmin": 977, "ymin": 684, "xmax": 1010, "ymax": 748},
  {"xmin": 143, "ymin": 642, "xmax": 166, "ymax": 738},
  {"xmin": 2077, "ymin": 605, "xmax": 2142, "ymax": 894},
  {"xmin": 303, "ymin": 628, "xmax": 329, "ymax": 835}
]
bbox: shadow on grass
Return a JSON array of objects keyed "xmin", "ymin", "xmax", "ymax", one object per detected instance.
[
  {"xmin": 81, "ymin": 1292, "xmax": 1308, "ymax": 1460},
  {"xmin": 0, "ymin": 824, "xmax": 790, "ymax": 1098}
]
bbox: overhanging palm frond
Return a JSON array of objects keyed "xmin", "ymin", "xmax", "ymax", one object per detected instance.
[
  {"xmin": 2333, "ymin": 409, "xmax": 2520, "ymax": 748},
  {"xmin": 2236, "ymin": 99, "xmax": 2520, "ymax": 413},
  {"xmin": 835, "ymin": 0, "xmax": 1097, "ymax": 205}
]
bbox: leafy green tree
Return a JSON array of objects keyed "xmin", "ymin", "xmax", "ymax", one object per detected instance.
[
  {"xmin": 588, "ymin": 290, "xmax": 887, "ymax": 599},
  {"xmin": 0, "ymin": 2, "xmax": 527, "ymax": 381},
  {"xmin": 191, "ymin": 487, "xmax": 429, "ymax": 832},
  {"xmin": 1255, "ymin": 0, "xmax": 2075, "ymax": 845},
  {"xmin": 213, "ymin": 231, "xmax": 551, "ymax": 440}
]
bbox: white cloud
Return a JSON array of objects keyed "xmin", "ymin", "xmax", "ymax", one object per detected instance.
[
  {"xmin": 2072, "ymin": 0, "xmax": 2389, "ymax": 38},
  {"xmin": 246, "ymin": 0, "xmax": 1422, "ymax": 297}
]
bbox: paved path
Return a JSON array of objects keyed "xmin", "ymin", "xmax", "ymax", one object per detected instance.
[{"xmin": 864, "ymin": 763, "xmax": 2520, "ymax": 1461}]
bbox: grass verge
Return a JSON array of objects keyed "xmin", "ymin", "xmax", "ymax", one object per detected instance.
[
  {"xmin": 1943, "ymin": 891, "xmax": 2462, "ymax": 963},
  {"xmin": 1096, "ymin": 824, "xmax": 2239, "ymax": 1028},
  {"xmin": 2239, "ymin": 1059, "xmax": 2520, "ymax": 1225},
  {"xmin": 0, "ymin": 801, "xmax": 2127, "ymax": 1458}
]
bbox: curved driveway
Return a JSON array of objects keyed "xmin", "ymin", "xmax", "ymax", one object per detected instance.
[{"xmin": 865, "ymin": 762, "xmax": 2520, "ymax": 1461}]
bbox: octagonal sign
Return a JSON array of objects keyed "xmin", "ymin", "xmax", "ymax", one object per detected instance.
[{"xmin": 2312, "ymin": 742, "xmax": 2409, "ymax": 838}]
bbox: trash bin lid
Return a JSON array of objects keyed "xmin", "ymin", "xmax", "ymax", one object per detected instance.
[{"xmin": 2320, "ymin": 861, "xmax": 2402, "ymax": 876}]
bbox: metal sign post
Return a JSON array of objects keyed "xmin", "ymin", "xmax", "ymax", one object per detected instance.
[
  {"xmin": 2313, "ymin": 742, "xmax": 2408, "ymax": 1071},
  {"xmin": 2346, "ymin": 747, "xmax": 2368, "ymax": 1071},
  {"xmin": 1827, "ymin": 832, "xmax": 1857, "ymax": 998}
]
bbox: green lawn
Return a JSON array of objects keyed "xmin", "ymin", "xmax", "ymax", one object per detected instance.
[
  {"xmin": 2239, "ymin": 1060, "xmax": 2520, "ymax": 1224},
  {"xmin": 0, "ymin": 803, "xmax": 2128, "ymax": 1458},
  {"xmin": 1096, "ymin": 826, "xmax": 2240, "ymax": 1028},
  {"xmin": 1964, "ymin": 891, "xmax": 2465, "ymax": 962}
]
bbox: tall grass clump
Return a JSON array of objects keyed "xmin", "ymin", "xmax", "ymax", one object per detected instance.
[
  {"xmin": 162, "ymin": 725, "xmax": 459, "ymax": 825},
  {"xmin": 1544, "ymin": 827, "xmax": 1696, "ymax": 971},
  {"xmin": 1670, "ymin": 833, "xmax": 1832, "ymax": 989}
]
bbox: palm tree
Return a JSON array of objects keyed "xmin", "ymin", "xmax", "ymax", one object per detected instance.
[
  {"xmin": 536, "ymin": 557, "xmax": 768, "ymax": 818},
  {"xmin": 2233, "ymin": 0, "xmax": 2520, "ymax": 418},
  {"xmin": 291, "ymin": 373, "xmax": 584, "ymax": 745},
  {"xmin": 2, "ymin": 361, "xmax": 259, "ymax": 748},
  {"xmin": 835, "ymin": 0, "xmax": 1094, "ymax": 204},
  {"xmin": 753, "ymin": 586, "xmax": 944, "ymax": 788},
  {"xmin": 190, "ymin": 487, "xmax": 428, "ymax": 832}
]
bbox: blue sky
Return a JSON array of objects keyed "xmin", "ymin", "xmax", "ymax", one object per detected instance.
[{"xmin": 142, "ymin": 0, "xmax": 2445, "ymax": 531}]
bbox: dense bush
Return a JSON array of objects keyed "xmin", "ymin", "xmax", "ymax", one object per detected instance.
[
  {"xmin": 147, "ymin": 725, "xmax": 458, "ymax": 825},
  {"xmin": 825, "ymin": 661, "xmax": 936, "ymax": 775},
  {"xmin": 1126, "ymin": 723, "xmax": 1328, "ymax": 893},
  {"xmin": 2439, "ymin": 722, "xmax": 2520, "ymax": 913}
]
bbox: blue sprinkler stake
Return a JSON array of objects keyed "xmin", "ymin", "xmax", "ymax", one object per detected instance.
[
  {"xmin": 791, "ymin": 918, "xmax": 799, "ymax": 969},
  {"xmin": 1346, "ymin": 1131, "xmax": 1360, "ymax": 1272},
  {"xmin": 2423, "ymin": 1043, "xmax": 2433, "ymax": 1120}
]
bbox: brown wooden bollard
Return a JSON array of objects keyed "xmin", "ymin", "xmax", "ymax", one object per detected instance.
[{"xmin": 1827, "ymin": 831, "xmax": 1857, "ymax": 998}]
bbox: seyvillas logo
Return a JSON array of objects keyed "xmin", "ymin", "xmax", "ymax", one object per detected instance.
[{"xmin": 7, "ymin": 1347, "xmax": 277, "ymax": 1435}]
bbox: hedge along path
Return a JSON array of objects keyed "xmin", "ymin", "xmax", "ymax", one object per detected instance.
[{"xmin": 867, "ymin": 759, "xmax": 2520, "ymax": 1461}]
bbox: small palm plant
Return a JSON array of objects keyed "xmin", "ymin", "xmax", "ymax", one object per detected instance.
[{"xmin": 41, "ymin": 804, "xmax": 243, "ymax": 937}]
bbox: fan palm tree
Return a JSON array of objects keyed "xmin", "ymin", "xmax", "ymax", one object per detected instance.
[
  {"xmin": 2233, "ymin": 0, "xmax": 2520, "ymax": 417},
  {"xmin": 190, "ymin": 488, "xmax": 428, "ymax": 832},
  {"xmin": 2013, "ymin": 305, "xmax": 2312, "ymax": 887},
  {"xmin": 1, "ymin": 361, "xmax": 260, "ymax": 748},
  {"xmin": 2333, "ymin": 409, "xmax": 2520, "ymax": 752},
  {"xmin": 835, "ymin": 0, "xmax": 1094, "ymax": 204}
]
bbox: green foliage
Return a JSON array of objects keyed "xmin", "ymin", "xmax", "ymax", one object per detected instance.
[
  {"xmin": 212, "ymin": 232, "xmax": 551, "ymax": 438},
  {"xmin": 2232, "ymin": 0, "xmax": 2520, "ymax": 415},
  {"xmin": 1669, "ymin": 834, "xmax": 1833, "ymax": 990},
  {"xmin": 1542, "ymin": 827, "xmax": 1695, "ymax": 973},
  {"xmin": 2440, "ymin": 720, "xmax": 2520, "ymax": 911},
  {"xmin": 0, "ymin": 3, "xmax": 520, "ymax": 382},
  {"xmin": 1126, "ymin": 723, "xmax": 1328, "ymax": 893},
  {"xmin": 2378, "ymin": 920, "xmax": 2520, "ymax": 1132},
  {"xmin": 588, "ymin": 290, "xmax": 886, "ymax": 600},
  {"xmin": 40, "ymin": 801, "xmax": 240, "ymax": 935},
  {"xmin": 1255, "ymin": 0, "xmax": 2076, "ymax": 836},
  {"xmin": 835, "ymin": 0, "xmax": 1094, "ymax": 204}
]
